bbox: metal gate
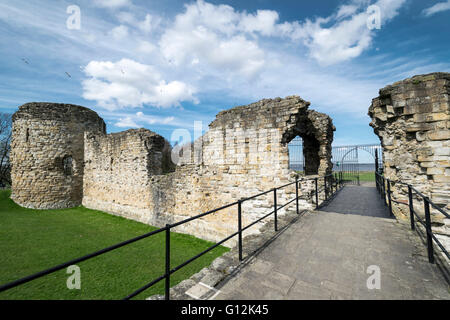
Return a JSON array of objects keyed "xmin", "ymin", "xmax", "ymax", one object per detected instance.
[
  {"xmin": 332, "ymin": 146, "xmax": 360, "ymax": 185},
  {"xmin": 288, "ymin": 139, "xmax": 382, "ymax": 185},
  {"xmin": 288, "ymin": 137, "xmax": 304, "ymax": 172}
]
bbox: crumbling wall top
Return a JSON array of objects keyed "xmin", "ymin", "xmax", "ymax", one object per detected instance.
[
  {"xmin": 209, "ymin": 96, "xmax": 311, "ymax": 131},
  {"xmin": 13, "ymin": 102, "xmax": 106, "ymax": 132}
]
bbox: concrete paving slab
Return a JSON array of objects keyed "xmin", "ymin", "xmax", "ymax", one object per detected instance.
[{"xmin": 214, "ymin": 186, "xmax": 450, "ymax": 300}]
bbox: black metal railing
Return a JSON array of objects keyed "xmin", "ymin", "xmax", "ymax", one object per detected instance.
[
  {"xmin": 0, "ymin": 173, "xmax": 344, "ymax": 300},
  {"xmin": 375, "ymin": 172, "xmax": 450, "ymax": 264}
]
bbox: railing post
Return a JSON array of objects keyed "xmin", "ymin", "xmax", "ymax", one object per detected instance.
[
  {"xmin": 330, "ymin": 175, "xmax": 333, "ymax": 195},
  {"xmin": 324, "ymin": 176, "xmax": 328, "ymax": 201},
  {"xmin": 295, "ymin": 177, "xmax": 299, "ymax": 215},
  {"xmin": 165, "ymin": 224, "xmax": 170, "ymax": 300},
  {"xmin": 408, "ymin": 186, "xmax": 415, "ymax": 231},
  {"xmin": 237, "ymin": 200, "xmax": 243, "ymax": 261},
  {"xmin": 273, "ymin": 188, "xmax": 278, "ymax": 231},
  {"xmin": 387, "ymin": 180, "xmax": 393, "ymax": 217},
  {"xmin": 315, "ymin": 178, "xmax": 318, "ymax": 209},
  {"xmin": 335, "ymin": 173, "xmax": 338, "ymax": 191},
  {"xmin": 375, "ymin": 173, "xmax": 378, "ymax": 193},
  {"xmin": 424, "ymin": 198, "xmax": 435, "ymax": 264},
  {"xmin": 382, "ymin": 177, "xmax": 387, "ymax": 206}
]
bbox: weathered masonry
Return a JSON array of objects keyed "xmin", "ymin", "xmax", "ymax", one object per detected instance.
[
  {"xmin": 10, "ymin": 103, "xmax": 106, "ymax": 209},
  {"xmin": 11, "ymin": 96, "xmax": 334, "ymax": 244},
  {"xmin": 369, "ymin": 72, "xmax": 450, "ymax": 248}
]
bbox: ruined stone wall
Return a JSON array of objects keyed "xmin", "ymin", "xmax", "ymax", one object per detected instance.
[
  {"xmin": 10, "ymin": 103, "xmax": 105, "ymax": 209},
  {"xmin": 147, "ymin": 97, "xmax": 333, "ymax": 244},
  {"xmin": 80, "ymin": 96, "xmax": 334, "ymax": 245},
  {"xmin": 369, "ymin": 72, "xmax": 449, "ymax": 248},
  {"xmin": 82, "ymin": 129, "xmax": 173, "ymax": 223},
  {"xmin": 11, "ymin": 97, "xmax": 334, "ymax": 246}
]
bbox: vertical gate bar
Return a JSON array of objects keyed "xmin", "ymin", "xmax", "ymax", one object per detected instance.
[
  {"xmin": 387, "ymin": 180, "xmax": 393, "ymax": 217},
  {"xmin": 382, "ymin": 177, "xmax": 387, "ymax": 205},
  {"xmin": 328, "ymin": 175, "xmax": 333, "ymax": 195},
  {"xmin": 324, "ymin": 176, "xmax": 327, "ymax": 200},
  {"xmin": 375, "ymin": 149, "xmax": 379, "ymax": 174},
  {"xmin": 273, "ymin": 188, "xmax": 278, "ymax": 231},
  {"xmin": 375, "ymin": 174, "xmax": 377, "ymax": 192},
  {"xmin": 378, "ymin": 175, "xmax": 381, "ymax": 194},
  {"xmin": 165, "ymin": 224, "xmax": 170, "ymax": 300},
  {"xmin": 378, "ymin": 174, "xmax": 381, "ymax": 194},
  {"xmin": 408, "ymin": 186, "xmax": 415, "ymax": 231},
  {"xmin": 424, "ymin": 198, "xmax": 434, "ymax": 264},
  {"xmin": 238, "ymin": 200, "xmax": 243, "ymax": 261},
  {"xmin": 315, "ymin": 178, "xmax": 319, "ymax": 209},
  {"xmin": 375, "ymin": 173, "xmax": 378, "ymax": 192},
  {"xmin": 356, "ymin": 148, "xmax": 360, "ymax": 186},
  {"xmin": 295, "ymin": 177, "xmax": 299, "ymax": 215}
]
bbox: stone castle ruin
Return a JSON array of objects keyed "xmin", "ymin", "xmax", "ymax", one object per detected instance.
[
  {"xmin": 10, "ymin": 96, "xmax": 334, "ymax": 245},
  {"xmin": 369, "ymin": 72, "xmax": 450, "ymax": 248},
  {"xmin": 11, "ymin": 103, "xmax": 106, "ymax": 209}
]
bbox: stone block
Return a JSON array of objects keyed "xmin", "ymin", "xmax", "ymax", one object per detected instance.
[
  {"xmin": 428, "ymin": 130, "xmax": 450, "ymax": 141},
  {"xmin": 427, "ymin": 167, "xmax": 444, "ymax": 175},
  {"xmin": 433, "ymin": 175, "xmax": 450, "ymax": 183}
]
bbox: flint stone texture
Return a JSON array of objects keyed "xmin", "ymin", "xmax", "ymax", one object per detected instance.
[
  {"xmin": 11, "ymin": 96, "xmax": 334, "ymax": 246},
  {"xmin": 368, "ymin": 72, "xmax": 450, "ymax": 250}
]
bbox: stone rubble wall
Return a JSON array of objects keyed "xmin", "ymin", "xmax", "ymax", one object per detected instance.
[
  {"xmin": 11, "ymin": 97, "xmax": 334, "ymax": 246},
  {"xmin": 10, "ymin": 103, "xmax": 105, "ymax": 209},
  {"xmin": 142, "ymin": 96, "xmax": 333, "ymax": 245},
  {"xmin": 82, "ymin": 128, "xmax": 173, "ymax": 223},
  {"xmin": 368, "ymin": 72, "xmax": 450, "ymax": 250}
]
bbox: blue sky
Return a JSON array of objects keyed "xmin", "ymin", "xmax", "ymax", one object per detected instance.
[{"xmin": 0, "ymin": 0, "xmax": 449, "ymax": 150}]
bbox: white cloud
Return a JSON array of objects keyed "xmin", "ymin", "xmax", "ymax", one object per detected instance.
[
  {"xmin": 136, "ymin": 111, "xmax": 174, "ymax": 125},
  {"xmin": 422, "ymin": 0, "xmax": 450, "ymax": 16},
  {"xmin": 82, "ymin": 58, "xmax": 198, "ymax": 110},
  {"xmin": 295, "ymin": 0, "xmax": 406, "ymax": 65},
  {"xmin": 116, "ymin": 12, "xmax": 161, "ymax": 33},
  {"xmin": 113, "ymin": 111, "xmax": 175, "ymax": 129},
  {"xmin": 159, "ymin": 0, "xmax": 268, "ymax": 79},
  {"xmin": 93, "ymin": 0, "xmax": 132, "ymax": 9},
  {"xmin": 115, "ymin": 116, "xmax": 140, "ymax": 128},
  {"xmin": 336, "ymin": 4, "xmax": 360, "ymax": 20},
  {"xmin": 159, "ymin": 0, "xmax": 406, "ymax": 73},
  {"xmin": 109, "ymin": 25, "xmax": 129, "ymax": 40},
  {"xmin": 238, "ymin": 10, "xmax": 280, "ymax": 36},
  {"xmin": 137, "ymin": 40, "xmax": 156, "ymax": 54}
]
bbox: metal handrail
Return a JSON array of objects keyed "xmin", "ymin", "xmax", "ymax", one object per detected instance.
[
  {"xmin": 375, "ymin": 171, "xmax": 449, "ymax": 264},
  {"xmin": 0, "ymin": 172, "xmax": 346, "ymax": 300}
]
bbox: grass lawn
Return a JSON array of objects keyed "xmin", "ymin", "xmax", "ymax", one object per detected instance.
[
  {"xmin": 0, "ymin": 190, "xmax": 228, "ymax": 300},
  {"xmin": 358, "ymin": 172, "xmax": 375, "ymax": 182},
  {"xmin": 295, "ymin": 171, "xmax": 375, "ymax": 182}
]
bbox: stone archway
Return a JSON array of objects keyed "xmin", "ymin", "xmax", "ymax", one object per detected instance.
[{"xmin": 284, "ymin": 109, "xmax": 335, "ymax": 177}]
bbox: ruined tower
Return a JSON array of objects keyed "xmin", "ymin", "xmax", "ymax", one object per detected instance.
[
  {"xmin": 10, "ymin": 103, "xmax": 106, "ymax": 209},
  {"xmin": 369, "ymin": 73, "xmax": 450, "ymax": 212},
  {"xmin": 368, "ymin": 73, "xmax": 449, "ymax": 249}
]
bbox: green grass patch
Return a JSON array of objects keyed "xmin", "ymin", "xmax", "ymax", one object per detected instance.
[
  {"xmin": 358, "ymin": 171, "xmax": 375, "ymax": 182},
  {"xmin": 0, "ymin": 190, "xmax": 228, "ymax": 300}
]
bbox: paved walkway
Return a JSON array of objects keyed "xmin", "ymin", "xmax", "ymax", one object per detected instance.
[
  {"xmin": 214, "ymin": 186, "xmax": 450, "ymax": 300},
  {"xmin": 322, "ymin": 184, "xmax": 391, "ymax": 218}
]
